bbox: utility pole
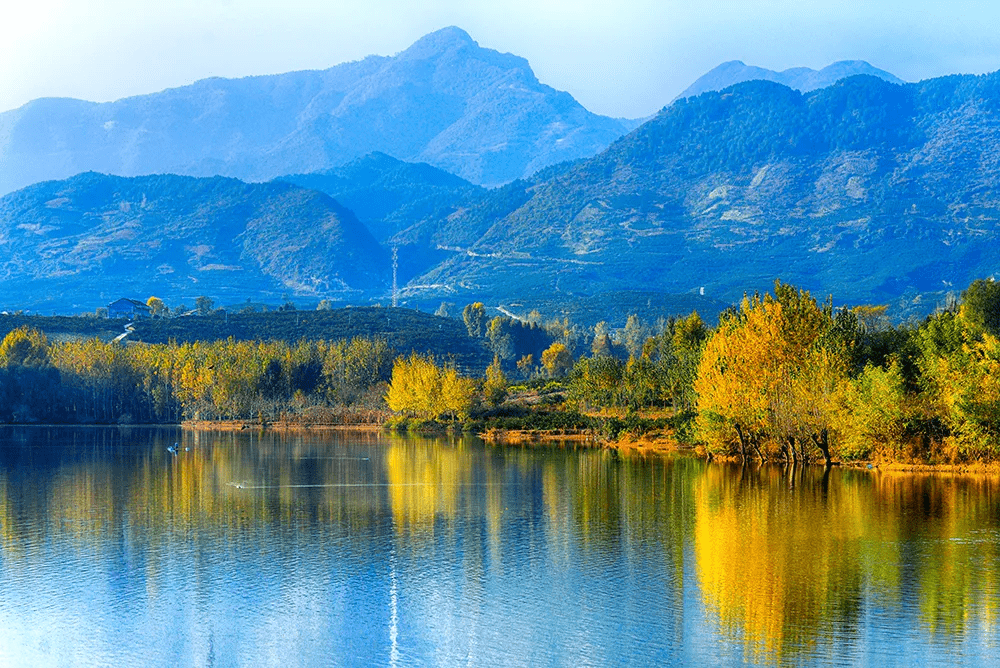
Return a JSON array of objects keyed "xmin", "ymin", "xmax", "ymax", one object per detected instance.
[{"xmin": 392, "ymin": 246, "xmax": 399, "ymax": 308}]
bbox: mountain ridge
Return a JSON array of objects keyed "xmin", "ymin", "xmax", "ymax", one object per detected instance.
[
  {"xmin": 6, "ymin": 69, "xmax": 1000, "ymax": 321},
  {"xmin": 0, "ymin": 172, "xmax": 389, "ymax": 311},
  {"xmin": 676, "ymin": 59, "xmax": 905, "ymax": 100},
  {"xmin": 395, "ymin": 71, "xmax": 1000, "ymax": 317},
  {"xmin": 0, "ymin": 27, "xmax": 636, "ymax": 196}
]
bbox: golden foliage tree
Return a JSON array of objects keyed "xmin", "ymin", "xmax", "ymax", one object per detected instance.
[
  {"xmin": 0, "ymin": 327, "xmax": 51, "ymax": 368},
  {"xmin": 385, "ymin": 353, "xmax": 474, "ymax": 420},
  {"xmin": 482, "ymin": 356, "xmax": 508, "ymax": 407},
  {"xmin": 694, "ymin": 282, "xmax": 844, "ymax": 463},
  {"xmin": 146, "ymin": 296, "xmax": 166, "ymax": 317},
  {"xmin": 541, "ymin": 342, "xmax": 573, "ymax": 378}
]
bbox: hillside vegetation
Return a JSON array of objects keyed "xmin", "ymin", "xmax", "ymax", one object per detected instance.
[
  {"xmin": 8, "ymin": 277, "xmax": 1000, "ymax": 468},
  {"xmin": 6, "ymin": 69, "xmax": 1000, "ymax": 321},
  {"xmin": 400, "ymin": 73, "xmax": 1000, "ymax": 315},
  {"xmin": 0, "ymin": 173, "xmax": 388, "ymax": 311}
]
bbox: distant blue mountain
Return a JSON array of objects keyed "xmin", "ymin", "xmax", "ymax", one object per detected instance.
[
  {"xmin": 401, "ymin": 72, "xmax": 1000, "ymax": 317},
  {"xmin": 676, "ymin": 60, "xmax": 905, "ymax": 100},
  {"xmin": 0, "ymin": 27, "xmax": 637, "ymax": 196},
  {"xmin": 8, "ymin": 69, "xmax": 1000, "ymax": 321},
  {"xmin": 277, "ymin": 152, "xmax": 486, "ymax": 243},
  {"xmin": 0, "ymin": 172, "xmax": 388, "ymax": 310}
]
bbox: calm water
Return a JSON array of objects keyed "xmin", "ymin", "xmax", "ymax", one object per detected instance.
[{"xmin": 0, "ymin": 427, "xmax": 998, "ymax": 667}]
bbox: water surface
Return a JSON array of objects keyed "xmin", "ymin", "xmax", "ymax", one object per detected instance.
[{"xmin": 0, "ymin": 427, "xmax": 997, "ymax": 666}]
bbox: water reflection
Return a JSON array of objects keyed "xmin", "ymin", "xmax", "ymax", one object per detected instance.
[
  {"xmin": 694, "ymin": 464, "xmax": 1000, "ymax": 665},
  {"xmin": 0, "ymin": 427, "xmax": 998, "ymax": 666}
]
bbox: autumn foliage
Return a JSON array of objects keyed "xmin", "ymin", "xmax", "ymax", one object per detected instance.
[
  {"xmin": 384, "ymin": 353, "xmax": 474, "ymax": 420},
  {"xmin": 0, "ymin": 331, "xmax": 393, "ymax": 424},
  {"xmin": 694, "ymin": 283, "xmax": 844, "ymax": 463}
]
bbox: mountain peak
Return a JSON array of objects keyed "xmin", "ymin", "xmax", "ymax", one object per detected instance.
[
  {"xmin": 677, "ymin": 60, "xmax": 905, "ymax": 100},
  {"xmin": 400, "ymin": 26, "xmax": 477, "ymax": 59},
  {"xmin": 0, "ymin": 26, "xmax": 633, "ymax": 194}
]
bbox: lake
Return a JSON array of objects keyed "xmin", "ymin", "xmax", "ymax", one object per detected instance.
[{"xmin": 0, "ymin": 426, "xmax": 997, "ymax": 666}]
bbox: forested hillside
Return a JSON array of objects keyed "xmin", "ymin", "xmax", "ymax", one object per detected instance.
[
  {"xmin": 400, "ymin": 72, "xmax": 1000, "ymax": 316},
  {"xmin": 7, "ymin": 70, "xmax": 1000, "ymax": 321},
  {"xmin": 0, "ymin": 173, "xmax": 388, "ymax": 311},
  {"xmin": 0, "ymin": 307, "xmax": 489, "ymax": 373}
]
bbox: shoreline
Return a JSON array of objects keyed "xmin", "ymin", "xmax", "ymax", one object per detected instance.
[
  {"xmin": 3, "ymin": 421, "xmax": 1000, "ymax": 475},
  {"xmin": 180, "ymin": 420, "xmax": 385, "ymax": 432}
]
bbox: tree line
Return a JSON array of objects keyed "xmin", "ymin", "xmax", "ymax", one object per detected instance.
[
  {"xmin": 560, "ymin": 278, "xmax": 1000, "ymax": 465},
  {"xmin": 0, "ymin": 332, "xmax": 393, "ymax": 424},
  {"xmin": 7, "ymin": 277, "xmax": 1000, "ymax": 465}
]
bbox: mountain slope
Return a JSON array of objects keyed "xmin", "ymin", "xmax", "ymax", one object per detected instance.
[
  {"xmin": 0, "ymin": 27, "xmax": 636, "ymax": 195},
  {"xmin": 402, "ymin": 72, "xmax": 1000, "ymax": 315},
  {"xmin": 276, "ymin": 152, "xmax": 486, "ymax": 243},
  {"xmin": 0, "ymin": 173, "xmax": 389, "ymax": 310},
  {"xmin": 676, "ymin": 60, "xmax": 905, "ymax": 100}
]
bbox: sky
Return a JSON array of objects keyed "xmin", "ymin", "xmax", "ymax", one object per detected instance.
[{"xmin": 3, "ymin": 0, "xmax": 1000, "ymax": 119}]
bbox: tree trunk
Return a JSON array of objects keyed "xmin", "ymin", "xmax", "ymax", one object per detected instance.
[
  {"xmin": 811, "ymin": 428, "xmax": 832, "ymax": 468},
  {"xmin": 734, "ymin": 423, "xmax": 749, "ymax": 462}
]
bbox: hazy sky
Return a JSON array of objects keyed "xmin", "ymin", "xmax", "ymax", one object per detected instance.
[{"xmin": 3, "ymin": 0, "xmax": 1000, "ymax": 119}]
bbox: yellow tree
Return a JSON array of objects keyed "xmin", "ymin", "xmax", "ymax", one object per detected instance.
[
  {"xmin": 385, "ymin": 353, "xmax": 473, "ymax": 420},
  {"xmin": 0, "ymin": 327, "xmax": 51, "ymax": 368},
  {"xmin": 694, "ymin": 282, "xmax": 843, "ymax": 462},
  {"xmin": 541, "ymin": 342, "xmax": 573, "ymax": 378},
  {"xmin": 146, "ymin": 296, "xmax": 166, "ymax": 317},
  {"xmin": 482, "ymin": 356, "xmax": 508, "ymax": 407}
]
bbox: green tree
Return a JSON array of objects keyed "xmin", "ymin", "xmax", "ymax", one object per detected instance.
[
  {"xmin": 958, "ymin": 279, "xmax": 1000, "ymax": 337},
  {"xmin": 482, "ymin": 356, "xmax": 508, "ymax": 407},
  {"xmin": 146, "ymin": 296, "xmax": 167, "ymax": 317},
  {"xmin": 516, "ymin": 354, "xmax": 535, "ymax": 379},
  {"xmin": 673, "ymin": 311, "xmax": 708, "ymax": 351},
  {"xmin": 592, "ymin": 321, "xmax": 614, "ymax": 357},
  {"xmin": 832, "ymin": 359, "xmax": 912, "ymax": 460},
  {"xmin": 195, "ymin": 296, "xmax": 215, "ymax": 315},
  {"xmin": 486, "ymin": 316, "xmax": 514, "ymax": 361},
  {"xmin": 622, "ymin": 314, "xmax": 647, "ymax": 358},
  {"xmin": 463, "ymin": 302, "xmax": 487, "ymax": 338}
]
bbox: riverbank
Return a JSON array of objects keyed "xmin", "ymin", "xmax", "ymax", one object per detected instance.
[
  {"xmin": 4, "ymin": 419, "xmax": 1000, "ymax": 473},
  {"xmin": 181, "ymin": 420, "xmax": 384, "ymax": 432}
]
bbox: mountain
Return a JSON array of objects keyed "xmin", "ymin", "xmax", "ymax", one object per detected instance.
[
  {"xmin": 11, "ymin": 71, "xmax": 1000, "ymax": 321},
  {"xmin": 0, "ymin": 27, "xmax": 637, "ymax": 196},
  {"xmin": 397, "ymin": 72, "xmax": 1000, "ymax": 316},
  {"xmin": 676, "ymin": 60, "xmax": 905, "ymax": 100},
  {"xmin": 0, "ymin": 173, "xmax": 388, "ymax": 310},
  {"xmin": 276, "ymin": 152, "xmax": 486, "ymax": 243}
]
